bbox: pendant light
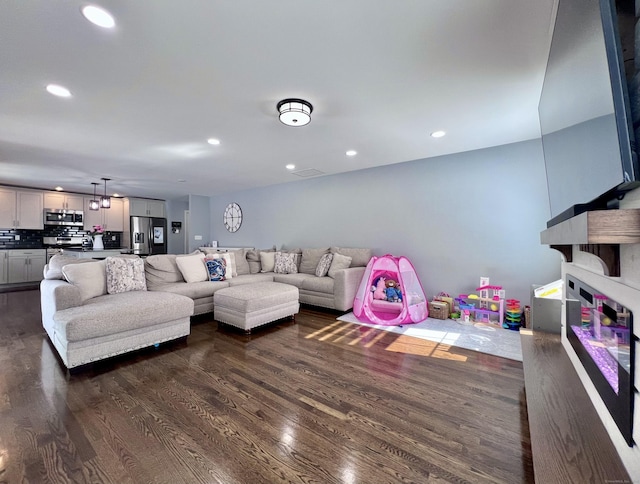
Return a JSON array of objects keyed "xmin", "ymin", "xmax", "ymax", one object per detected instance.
[
  {"xmin": 89, "ymin": 182, "xmax": 100, "ymax": 211},
  {"xmin": 100, "ymin": 177, "xmax": 111, "ymax": 209}
]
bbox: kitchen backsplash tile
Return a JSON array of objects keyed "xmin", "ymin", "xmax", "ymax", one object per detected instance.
[{"xmin": 0, "ymin": 228, "xmax": 122, "ymax": 249}]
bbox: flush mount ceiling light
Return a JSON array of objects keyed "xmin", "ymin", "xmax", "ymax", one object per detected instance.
[
  {"xmin": 100, "ymin": 177, "xmax": 111, "ymax": 209},
  {"xmin": 46, "ymin": 84, "xmax": 72, "ymax": 98},
  {"xmin": 89, "ymin": 182, "xmax": 100, "ymax": 211},
  {"xmin": 81, "ymin": 5, "xmax": 116, "ymax": 28},
  {"xmin": 277, "ymin": 98, "xmax": 313, "ymax": 127}
]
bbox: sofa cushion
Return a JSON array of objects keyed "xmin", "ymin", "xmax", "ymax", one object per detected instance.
[
  {"xmin": 260, "ymin": 251, "xmax": 276, "ymax": 272},
  {"xmin": 230, "ymin": 249, "xmax": 251, "ymax": 275},
  {"xmin": 328, "ymin": 253, "xmax": 352, "ymax": 278},
  {"xmin": 246, "ymin": 246, "xmax": 275, "ymax": 274},
  {"xmin": 272, "ymin": 273, "xmax": 315, "ymax": 288},
  {"xmin": 299, "ymin": 248, "xmax": 330, "ymax": 275},
  {"xmin": 315, "ymin": 253, "xmax": 333, "ymax": 277},
  {"xmin": 147, "ymin": 280, "xmax": 228, "ymax": 298},
  {"xmin": 144, "ymin": 254, "xmax": 184, "ymax": 285},
  {"xmin": 302, "ymin": 276, "xmax": 335, "ymax": 294},
  {"xmin": 106, "ymin": 257, "xmax": 147, "ymax": 294},
  {"xmin": 62, "ymin": 261, "xmax": 108, "ymax": 303},
  {"xmin": 176, "ymin": 253, "xmax": 208, "ymax": 283},
  {"xmin": 43, "ymin": 255, "xmax": 92, "ymax": 280},
  {"xmin": 229, "ymin": 273, "xmax": 275, "ymax": 286},
  {"xmin": 274, "ymin": 251, "xmax": 298, "ymax": 274},
  {"xmin": 54, "ymin": 291, "xmax": 194, "ymax": 342},
  {"xmin": 330, "ymin": 247, "xmax": 372, "ymax": 267}
]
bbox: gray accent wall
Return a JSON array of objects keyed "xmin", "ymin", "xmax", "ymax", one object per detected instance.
[
  {"xmin": 187, "ymin": 195, "xmax": 211, "ymax": 253},
  {"xmin": 209, "ymin": 139, "xmax": 561, "ymax": 305},
  {"xmin": 166, "ymin": 198, "xmax": 188, "ymax": 254}
]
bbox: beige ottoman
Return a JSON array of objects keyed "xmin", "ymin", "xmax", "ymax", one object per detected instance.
[{"xmin": 214, "ymin": 282, "xmax": 299, "ymax": 332}]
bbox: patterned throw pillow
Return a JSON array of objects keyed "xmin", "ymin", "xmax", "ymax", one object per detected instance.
[
  {"xmin": 315, "ymin": 253, "xmax": 334, "ymax": 277},
  {"xmin": 274, "ymin": 251, "xmax": 298, "ymax": 274},
  {"xmin": 106, "ymin": 257, "xmax": 147, "ymax": 294},
  {"xmin": 205, "ymin": 259, "xmax": 226, "ymax": 281}
]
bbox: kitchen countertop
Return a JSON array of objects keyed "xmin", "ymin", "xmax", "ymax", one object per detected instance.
[{"xmin": 61, "ymin": 248, "xmax": 132, "ymax": 259}]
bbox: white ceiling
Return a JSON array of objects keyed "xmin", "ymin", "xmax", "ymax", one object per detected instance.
[{"xmin": 0, "ymin": 0, "xmax": 557, "ymax": 201}]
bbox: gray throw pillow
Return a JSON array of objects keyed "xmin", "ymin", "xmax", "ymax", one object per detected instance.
[
  {"xmin": 315, "ymin": 253, "xmax": 333, "ymax": 277},
  {"xmin": 328, "ymin": 253, "xmax": 352, "ymax": 278},
  {"xmin": 330, "ymin": 247, "xmax": 372, "ymax": 267},
  {"xmin": 299, "ymin": 248, "xmax": 330, "ymax": 274}
]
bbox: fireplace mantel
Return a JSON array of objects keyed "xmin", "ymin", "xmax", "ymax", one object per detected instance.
[{"xmin": 540, "ymin": 209, "xmax": 640, "ymax": 276}]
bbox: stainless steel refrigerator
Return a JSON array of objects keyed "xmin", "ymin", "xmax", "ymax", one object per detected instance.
[{"xmin": 130, "ymin": 216, "xmax": 167, "ymax": 255}]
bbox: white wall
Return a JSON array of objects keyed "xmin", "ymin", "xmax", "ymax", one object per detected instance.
[
  {"xmin": 166, "ymin": 198, "xmax": 188, "ymax": 254},
  {"xmin": 208, "ymin": 139, "xmax": 560, "ymax": 304}
]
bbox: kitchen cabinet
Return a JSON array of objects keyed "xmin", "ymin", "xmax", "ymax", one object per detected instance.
[
  {"xmin": 83, "ymin": 197, "xmax": 124, "ymax": 232},
  {"xmin": 44, "ymin": 192, "xmax": 84, "ymax": 211},
  {"xmin": 128, "ymin": 198, "xmax": 165, "ymax": 218},
  {"xmin": 0, "ymin": 187, "xmax": 44, "ymax": 229},
  {"xmin": 0, "ymin": 251, "xmax": 7, "ymax": 284},
  {"xmin": 7, "ymin": 249, "xmax": 46, "ymax": 283}
]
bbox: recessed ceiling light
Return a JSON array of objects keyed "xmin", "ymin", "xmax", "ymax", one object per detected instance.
[
  {"xmin": 54, "ymin": 186, "xmax": 64, "ymax": 191},
  {"xmin": 286, "ymin": 164, "xmax": 295, "ymax": 170},
  {"xmin": 81, "ymin": 5, "xmax": 116, "ymax": 28},
  {"xmin": 346, "ymin": 150, "xmax": 357, "ymax": 157},
  {"xmin": 207, "ymin": 138, "xmax": 221, "ymax": 145},
  {"xmin": 46, "ymin": 84, "xmax": 72, "ymax": 98},
  {"xmin": 112, "ymin": 193, "xmax": 121, "ymax": 197},
  {"xmin": 430, "ymin": 130, "xmax": 446, "ymax": 138}
]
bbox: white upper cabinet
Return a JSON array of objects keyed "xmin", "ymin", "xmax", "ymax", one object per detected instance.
[
  {"xmin": 44, "ymin": 192, "xmax": 84, "ymax": 211},
  {"xmin": 128, "ymin": 198, "xmax": 165, "ymax": 218},
  {"xmin": 83, "ymin": 197, "xmax": 125, "ymax": 232},
  {"xmin": 0, "ymin": 187, "xmax": 43, "ymax": 229}
]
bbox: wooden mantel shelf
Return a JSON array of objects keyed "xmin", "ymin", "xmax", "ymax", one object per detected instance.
[{"xmin": 540, "ymin": 209, "xmax": 640, "ymax": 276}]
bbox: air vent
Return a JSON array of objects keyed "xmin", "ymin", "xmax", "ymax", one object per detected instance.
[{"xmin": 291, "ymin": 168, "xmax": 324, "ymax": 178}]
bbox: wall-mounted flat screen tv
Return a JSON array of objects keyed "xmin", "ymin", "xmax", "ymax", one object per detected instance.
[{"xmin": 539, "ymin": 0, "xmax": 640, "ymax": 227}]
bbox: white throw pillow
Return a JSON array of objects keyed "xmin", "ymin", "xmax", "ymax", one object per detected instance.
[
  {"xmin": 175, "ymin": 253, "xmax": 208, "ymax": 283},
  {"xmin": 62, "ymin": 260, "xmax": 108, "ymax": 302},
  {"xmin": 328, "ymin": 253, "xmax": 352, "ymax": 279},
  {"xmin": 260, "ymin": 251, "xmax": 276, "ymax": 272},
  {"xmin": 106, "ymin": 257, "xmax": 147, "ymax": 294}
]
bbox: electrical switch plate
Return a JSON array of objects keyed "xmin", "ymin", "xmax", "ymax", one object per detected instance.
[{"xmin": 195, "ymin": 235, "xmax": 202, "ymax": 240}]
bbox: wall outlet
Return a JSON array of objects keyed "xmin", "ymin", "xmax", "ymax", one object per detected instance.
[
  {"xmin": 14, "ymin": 235, "xmax": 20, "ymax": 241},
  {"xmin": 195, "ymin": 235, "xmax": 202, "ymax": 240}
]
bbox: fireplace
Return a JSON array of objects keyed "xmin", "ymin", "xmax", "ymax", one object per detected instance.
[{"xmin": 565, "ymin": 275, "xmax": 635, "ymax": 446}]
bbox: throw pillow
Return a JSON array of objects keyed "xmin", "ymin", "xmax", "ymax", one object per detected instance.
[
  {"xmin": 260, "ymin": 251, "xmax": 276, "ymax": 272},
  {"xmin": 274, "ymin": 251, "xmax": 298, "ymax": 274},
  {"xmin": 299, "ymin": 248, "xmax": 330, "ymax": 274},
  {"xmin": 315, "ymin": 253, "xmax": 334, "ymax": 277},
  {"xmin": 246, "ymin": 246, "xmax": 276, "ymax": 273},
  {"xmin": 328, "ymin": 253, "xmax": 352, "ymax": 279},
  {"xmin": 205, "ymin": 258, "xmax": 226, "ymax": 281},
  {"xmin": 175, "ymin": 253, "xmax": 208, "ymax": 283},
  {"xmin": 106, "ymin": 257, "xmax": 147, "ymax": 294},
  {"xmin": 144, "ymin": 254, "xmax": 184, "ymax": 285},
  {"xmin": 43, "ymin": 255, "xmax": 92, "ymax": 280},
  {"xmin": 62, "ymin": 260, "xmax": 108, "ymax": 302},
  {"xmin": 204, "ymin": 253, "xmax": 233, "ymax": 279}
]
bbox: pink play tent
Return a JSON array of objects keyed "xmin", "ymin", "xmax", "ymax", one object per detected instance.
[{"xmin": 353, "ymin": 254, "xmax": 428, "ymax": 325}]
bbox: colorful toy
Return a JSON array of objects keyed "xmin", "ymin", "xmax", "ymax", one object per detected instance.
[
  {"xmin": 372, "ymin": 276, "xmax": 387, "ymax": 300},
  {"xmin": 384, "ymin": 279, "xmax": 403, "ymax": 302},
  {"xmin": 353, "ymin": 254, "xmax": 428, "ymax": 326},
  {"xmin": 456, "ymin": 277, "xmax": 506, "ymax": 326},
  {"xmin": 503, "ymin": 299, "xmax": 522, "ymax": 330}
]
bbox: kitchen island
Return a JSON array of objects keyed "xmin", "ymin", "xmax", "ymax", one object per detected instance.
[{"xmin": 61, "ymin": 248, "xmax": 132, "ymax": 259}]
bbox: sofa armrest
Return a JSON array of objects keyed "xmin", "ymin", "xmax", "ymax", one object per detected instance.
[
  {"xmin": 333, "ymin": 266, "xmax": 366, "ymax": 312},
  {"xmin": 40, "ymin": 279, "xmax": 82, "ymax": 338}
]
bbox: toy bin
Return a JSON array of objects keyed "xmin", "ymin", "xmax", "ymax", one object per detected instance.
[{"xmin": 428, "ymin": 301, "xmax": 449, "ymax": 320}]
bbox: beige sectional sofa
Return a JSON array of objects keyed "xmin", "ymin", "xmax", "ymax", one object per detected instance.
[
  {"xmin": 40, "ymin": 246, "xmax": 370, "ymax": 369},
  {"xmin": 40, "ymin": 255, "xmax": 194, "ymax": 369},
  {"xmin": 145, "ymin": 246, "xmax": 370, "ymax": 313}
]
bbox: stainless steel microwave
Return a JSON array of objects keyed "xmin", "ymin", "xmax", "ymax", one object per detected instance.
[{"xmin": 43, "ymin": 208, "xmax": 84, "ymax": 227}]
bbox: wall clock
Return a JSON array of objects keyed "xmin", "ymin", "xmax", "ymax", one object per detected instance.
[{"xmin": 223, "ymin": 202, "xmax": 242, "ymax": 233}]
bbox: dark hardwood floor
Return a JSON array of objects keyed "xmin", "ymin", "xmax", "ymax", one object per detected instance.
[{"xmin": 0, "ymin": 289, "xmax": 533, "ymax": 483}]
